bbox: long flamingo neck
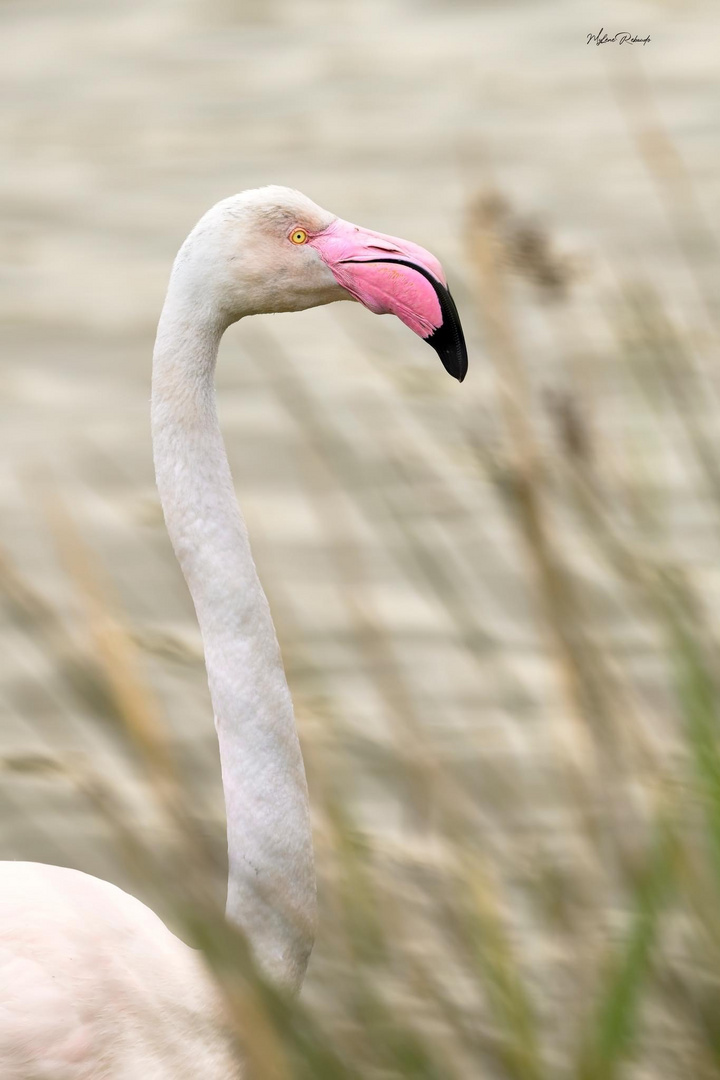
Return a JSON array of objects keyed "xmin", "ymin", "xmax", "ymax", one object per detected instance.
[{"xmin": 150, "ymin": 280, "xmax": 316, "ymax": 994}]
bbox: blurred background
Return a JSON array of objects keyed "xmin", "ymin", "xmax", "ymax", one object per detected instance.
[{"xmin": 2, "ymin": 0, "xmax": 720, "ymax": 1076}]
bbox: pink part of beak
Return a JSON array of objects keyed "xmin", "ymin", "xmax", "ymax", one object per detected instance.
[
  {"xmin": 309, "ymin": 217, "xmax": 468, "ymax": 382},
  {"xmin": 310, "ymin": 219, "xmax": 446, "ymax": 336}
]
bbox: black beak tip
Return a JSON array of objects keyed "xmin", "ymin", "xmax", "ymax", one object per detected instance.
[
  {"xmin": 446, "ymin": 343, "xmax": 468, "ymax": 382},
  {"xmin": 424, "ymin": 286, "xmax": 468, "ymax": 383},
  {"xmin": 430, "ymin": 341, "xmax": 467, "ymax": 382}
]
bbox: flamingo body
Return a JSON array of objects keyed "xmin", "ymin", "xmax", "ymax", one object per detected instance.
[
  {"xmin": 0, "ymin": 187, "xmax": 466, "ymax": 1076},
  {"xmin": 0, "ymin": 863, "xmax": 237, "ymax": 1079}
]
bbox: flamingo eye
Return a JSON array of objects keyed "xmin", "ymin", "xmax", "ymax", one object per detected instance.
[{"xmin": 290, "ymin": 228, "xmax": 308, "ymax": 245}]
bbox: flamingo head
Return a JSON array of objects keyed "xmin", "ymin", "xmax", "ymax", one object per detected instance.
[{"xmin": 179, "ymin": 186, "xmax": 468, "ymax": 382}]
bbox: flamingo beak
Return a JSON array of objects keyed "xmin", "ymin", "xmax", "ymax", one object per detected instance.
[{"xmin": 309, "ymin": 219, "xmax": 468, "ymax": 382}]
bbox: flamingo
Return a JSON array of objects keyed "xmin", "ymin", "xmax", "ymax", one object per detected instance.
[{"xmin": 0, "ymin": 187, "xmax": 467, "ymax": 1079}]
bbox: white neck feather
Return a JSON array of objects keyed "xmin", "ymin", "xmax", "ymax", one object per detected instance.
[{"xmin": 151, "ymin": 277, "xmax": 316, "ymax": 994}]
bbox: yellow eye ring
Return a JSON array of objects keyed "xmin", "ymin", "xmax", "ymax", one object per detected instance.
[{"xmin": 290, "ymin": 228, "xmax": 308, "ymax": 245}]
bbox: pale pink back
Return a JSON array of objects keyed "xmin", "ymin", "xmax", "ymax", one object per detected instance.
[{"xmin": 0, "ymin": 862, "xmax": 240, "ymax": 1079}]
